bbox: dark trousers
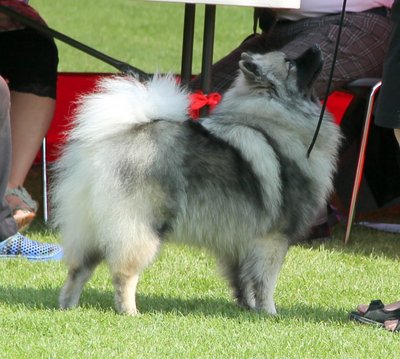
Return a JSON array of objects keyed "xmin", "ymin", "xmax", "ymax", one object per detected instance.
[
  {"xmin": 0, "ymin": 77, "xmax": 17, "ymax": 240},
  {"xmin": 190, "ymin": 11, "xmax": 391, "ymax": 99},
  {"xmin": 375, "ymin": 0, "xmax": 400, "ymax": 129}
]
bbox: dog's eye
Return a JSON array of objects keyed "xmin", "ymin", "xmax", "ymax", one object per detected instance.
[{"xmin": 286, "ymin": 60, "xmax": 295, "ymax": 71}]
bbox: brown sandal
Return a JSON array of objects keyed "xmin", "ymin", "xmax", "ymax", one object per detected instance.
[{"xmin": 5, "ymin": 186, "xmax": 38, "ymax": 231}]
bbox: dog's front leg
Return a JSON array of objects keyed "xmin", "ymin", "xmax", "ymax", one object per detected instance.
[{"xmin": 251, "ymin": 235, "xmax": 289, "ymax": 314}]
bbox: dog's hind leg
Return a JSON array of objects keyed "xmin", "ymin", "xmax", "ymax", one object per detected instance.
[
  {"xmin": 220, "ymin": 259, "xmax": 256, "ymax": 310},
  {"xmin": 249, "ymin": 235, "xmax": 289, "ymax": 314},
  {"xmin": 112, "ymin": 271, "xmax": 140, "ymax": 315},
  {"xmin": 108, "ymin": 234, "xmax": 161, "ymax": 315},
  {"xmin": 59, "ymin": 252, "xmax": 102, "ymax": 310}
]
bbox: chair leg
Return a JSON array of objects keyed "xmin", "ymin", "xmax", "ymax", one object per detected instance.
[
  {"xmin": 344, "ymin": 81, "xmax": 382, "ymax": 244},
  {"xmin": 42, "ymin": 137, "xmax": 48, "ymax": 224}
]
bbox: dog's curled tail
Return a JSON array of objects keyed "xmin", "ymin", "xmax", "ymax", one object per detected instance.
[{"xmin": 69, "ymin": 74, "xmax": 190, "ymax": 143}]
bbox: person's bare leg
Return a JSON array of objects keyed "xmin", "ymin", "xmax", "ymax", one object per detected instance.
[
  {"xmin": 8, "ymin": 91, "xmax": 55, "ymax": 188},
  {"xmin": 384, "ymin": 319, "xmax": 399, "ymax": 331},
  {"xmin": 354, "ymin": 132, "xmax": 400, "ymax": 331},
  {"xmin": 6, "ymin": 92, "xmax": 55, "ymax": 228},
  {"xmin": 394, "ymin": 128, "xmax": 400, "ymax": 147},
  {"xmin": 357, "ymin": 300, "xmax": 400, "ymax": 314}
]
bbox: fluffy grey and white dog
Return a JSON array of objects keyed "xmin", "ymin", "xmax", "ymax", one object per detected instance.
[{"xmin": 52, "ymin": 46, "xmax": 341, "ymax": 315}]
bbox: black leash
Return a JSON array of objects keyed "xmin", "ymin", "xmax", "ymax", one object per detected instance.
[
  {"xmin": 0, "ymin": 5, "xmax": 150, "ymax": 81},
  {"xmin": 2, "ymin": 2, "xmax": 348, "ymax": 142},
  {"xmin": 307, "ymin": 0, "xmax": 348, "ymax": 157}
]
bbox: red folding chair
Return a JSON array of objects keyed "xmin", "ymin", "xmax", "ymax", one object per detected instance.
[
  {"xmin": 342, "ymin": 79, "xmax": 382, "ymax": 244},
  {"xmin": 37, "ymin": 72, "xmax": 116, "ymax": 222},
  {"xmin": 38, "ymin": 74, "xmax": 382, "ymax": 238}
]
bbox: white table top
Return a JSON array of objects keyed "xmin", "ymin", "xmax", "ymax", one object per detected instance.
[{"xmin": 146, "ymin": 0, "xmax": 300, "ymax": 9}]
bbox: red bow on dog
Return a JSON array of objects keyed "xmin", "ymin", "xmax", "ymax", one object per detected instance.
[{"xmin": 189, "ymin": 91, "xmax": 222, "ymax": 120}]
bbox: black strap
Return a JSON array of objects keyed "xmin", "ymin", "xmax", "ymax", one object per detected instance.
[
  {"xmin": 307, "ymin": 0, "xmax": 348, "ymax": 157},
  {"xmin": 253, "ymin": 8, "xmax": 277, "ymax": 34},
  {"xmin": 0, "ymin": 5, "xmax": 150, "ymax": 81}
]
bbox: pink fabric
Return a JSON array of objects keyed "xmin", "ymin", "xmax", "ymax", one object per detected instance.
[
  {"xmin": 275, "ymin": 0, "xmax": 394, "ymax": 20},
  {"xmin": 0, "ymin": 0, "xmax": 46, "ymax": 31}
]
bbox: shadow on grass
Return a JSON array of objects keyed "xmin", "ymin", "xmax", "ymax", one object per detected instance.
[
  {"xmin": 30, "ymin": 219, "xmax": 400, "ymax": 260},
  {"xmin": 138, "ymin": 294, "xmax": 350, "ymax": 325},
  {"xmin": 296, "ymin": 224, "xmax": 400, "ymax": 261},
  {"xmin": 0, "ymin": 285, "xmax": 348, "ymax": 324}
]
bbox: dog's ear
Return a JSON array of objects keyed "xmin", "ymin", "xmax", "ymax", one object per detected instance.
[
  {"xmin": 239, "ymin": 53, "xmax": 278, "ymax": 94},
  {"xmin": 239, "ymin": 52, "xmax": 262, "ymax": 81},
  {"xmin": 294, "ymin": 45, "xmax": 323, "ymax": 92}
]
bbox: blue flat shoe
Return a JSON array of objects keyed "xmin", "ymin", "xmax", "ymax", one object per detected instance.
[{"xmin": 0, "ymin": 232, "xmax": 63, "ymax": 261}]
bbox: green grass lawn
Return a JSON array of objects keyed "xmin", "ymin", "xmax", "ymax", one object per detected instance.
[
  {"xmin": 2, "ymin": 0, "xmax": 400, "ymax": 357},
  {"xmin": 1, "ymin": 225, "xmax": 400, "ymax": 358},
  {"xmin": 30, "ymin": 0, "xmax": 254, "ymax": 75}
]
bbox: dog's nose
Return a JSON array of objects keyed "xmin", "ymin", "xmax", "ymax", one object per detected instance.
[{"xmin": 241, "ymin": 52, "xmax": 253, "ymax": 61}]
